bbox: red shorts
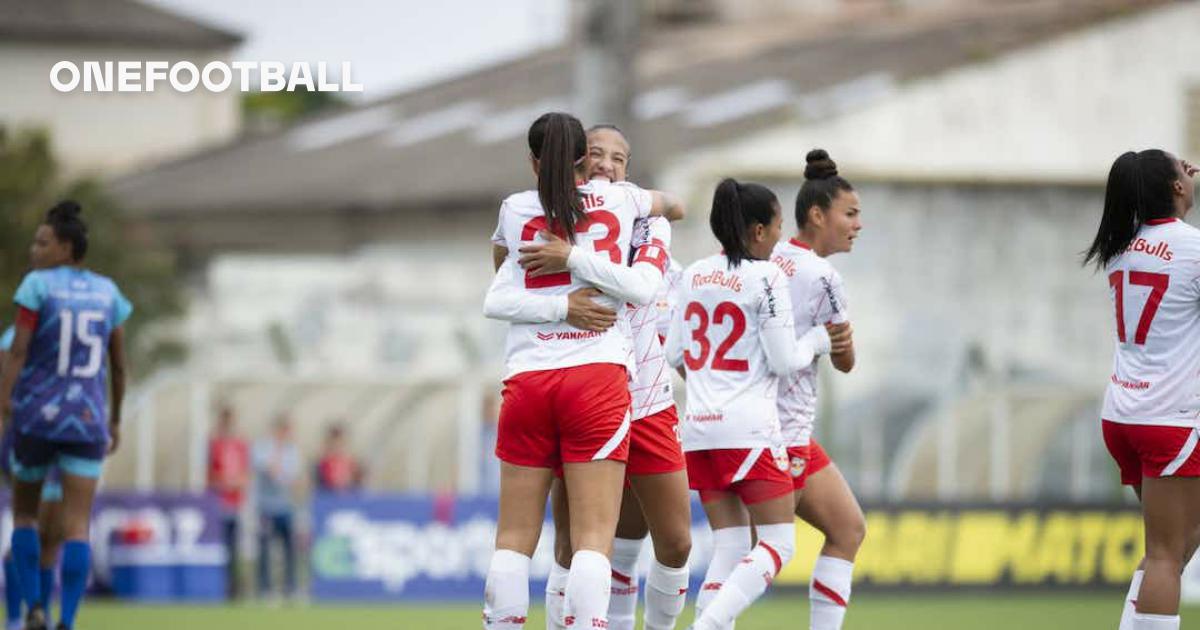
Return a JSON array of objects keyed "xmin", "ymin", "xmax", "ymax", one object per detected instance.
[
  {"xmin": 1103, "ymin": 419, "xmax": 1200, "ymax": 485},
  {"xmin": 686, "ymin": 447, "xmax": 793, "ymax": 505},
  {"xmin": 788, "ymin": 440, "xmax": 833, "ymax": 490},
  {"xmin": 497, "ymin": 364, "xmax": 631, "ymax": 469},
  {"xmin": 627, "ymin": 406, "xmax": 686, "ymax": 476}
]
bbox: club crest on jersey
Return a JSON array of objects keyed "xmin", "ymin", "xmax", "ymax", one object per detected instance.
[{"xmin": 790, "ymin": 456, "xmax": 807, "ymax": 478}]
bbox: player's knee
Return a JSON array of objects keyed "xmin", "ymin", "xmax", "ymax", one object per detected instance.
[
  {"xmin": 757, "ymin": 523, "xmax": 796, "ymax": 566},
  {"xmin": 653, "ymin": 532, "xmax": 692, "ymax": 568}
]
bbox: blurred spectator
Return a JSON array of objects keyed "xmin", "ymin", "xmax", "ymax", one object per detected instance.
[
  {"xmin": 315, "ymin": 423, "xmax": 364, "ymax": 493},
  {"xmin": 253, "ymin": 415, "xmax": 301, "ymax": 599},
  {"xmin": 206, "ymin": 405, "xmax": 249, "ymax": 600}
]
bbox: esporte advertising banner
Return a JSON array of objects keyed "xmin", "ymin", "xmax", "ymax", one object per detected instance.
[{"xmin": 310, "ymin": 495, "xmax": 1154, "ymax": 602}]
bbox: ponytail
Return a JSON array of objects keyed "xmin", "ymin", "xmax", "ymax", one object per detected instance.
[
  {"xmin": 528, "ymin": 112, "xmax": 587, "ymax": 242},
  {"xmin": 1084, "ymin": 149, "xmax": 1178, "ymax": 268},
  {"xmin": 709, "ymin": 178, "xmax": 778, "ymax": 268}
]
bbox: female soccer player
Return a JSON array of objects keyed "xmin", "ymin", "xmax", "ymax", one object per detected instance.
[
  {"xmin": 665, "ymin": 178, "xmax": 839, "ymax": 629},
  {"xmin": 770, "ymin": 149, "xmax": 864, "ymax": 630},
  {"xmin": 0, "ymin": 201, "xmax": 131, "ymax": 630},
  {"xmin": 1085, "ymin": 150, "xmax": 1197, "ymax": 630},
  {"xmin": 481, "ymin": 112, "xmax": 681, "ymax": 630},
  {"xmin": 508, "ymin": 124, "xmax": 692, "ymax": 630}
]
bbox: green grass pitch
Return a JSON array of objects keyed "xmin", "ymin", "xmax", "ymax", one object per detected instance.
[{"xmin": 77, "ymin": 593, "xmax": 1200, "ymax": 629}]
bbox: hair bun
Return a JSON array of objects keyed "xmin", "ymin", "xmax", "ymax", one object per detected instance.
[
  {"xmin": 48, "ymin": 200, "xmax": 82, "ymax": 220},
  {"xmin": 804, "ymin": 149, "xmax": 838, "ymax": 180}
]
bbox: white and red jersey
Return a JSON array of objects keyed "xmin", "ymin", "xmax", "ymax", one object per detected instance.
[
  {"xmin": 771, "ymin": 238, "xmax": 850, "ymax": 446},
  {"xmin": 667, "ymin": 254, "xmax": 797, "ymax": 451},
  {"xmin": 657, "ymin": 258, "xmax": 683, "ymax": 341},
  {"xmin": 1102, "ymin": 218, "xmax": 1200, "ymax": 427},
  {"xmin": 491, "ymin": 180, "xmax": 652, "ymax": 377},
  {"xmin": 627, "ymin": 218, "xmax": 675, "ymax": 420}
]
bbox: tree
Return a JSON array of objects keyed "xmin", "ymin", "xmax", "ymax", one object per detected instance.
[{"xmin": 0, "ymin": 126, "xmax": 184, "ymax": 373}]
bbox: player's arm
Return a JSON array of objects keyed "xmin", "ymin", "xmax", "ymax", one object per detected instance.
[
  {"xmin": 483, "ymin": 260, "xmax": 618, "ymax": 332},
  {"xmin": 492, "ymin": 245, "xmax": 508, "ymax": 272},
  {"xmin": 107, "ymin": 326, "xmax": 128, "ymax": 453},
  {"xmin": 0, "ymin": 315, "xmax": 35, "ymax": 422},
  {"xmin": 648, "ymin": 191, "xmax": 685, "ymax": 221},
  {"xmin": 519, "ymin": 231, "xmax": 662, "ymax": 306},
  {"xmin": 829, "ymin": 322, "xmax": 854, "ymax": 372},
  {"xmin": 759, "ymin": 272, "xmax": 831, "ymax": 375},
  {"xmin": 483, "ymin": 259, "xmax": 569, "ymax": 322},
  {"xmin": 820, "ymin": 273, "xmax": 854, "ymax": 372}
]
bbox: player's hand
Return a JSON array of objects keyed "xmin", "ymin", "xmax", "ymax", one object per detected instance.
[
  {"xmin": 566, "ymin": 288, "xmax": 617, "ymax": 332},
  {"xmin": 825, "ymin": 321, "xmax": 853, "ymax": 354},
  {"xmin": 1184, "ymin": 160, "xmax": 1199, "ymax": 178},
  {"xmin": 108, "ymin": 422, "xmax": 121, "ymax": 454},
  {"xmin": 518, "ymin": 230, "xmax": 573, "ymax": 277}
]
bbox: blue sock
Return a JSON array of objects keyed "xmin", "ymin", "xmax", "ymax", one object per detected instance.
[
  {"xmin": 58, "ymin": 542, "xmax": 89, "ymax": 630},
  {"xmin": 10, "ymin": 528, "xmax": 40, "ymax": 611},
  {"xmin": 37, "ymin": 568, "xmax": 53, "ymax": 616},
  {"xmin": 3, "ymin": 555, "xmax": 21, "ymax": 623}
]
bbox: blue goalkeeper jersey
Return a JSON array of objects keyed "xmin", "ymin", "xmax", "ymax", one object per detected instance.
[{"xmin": 10, "ymin": 267, "xmax": 132, "ymax": 444}]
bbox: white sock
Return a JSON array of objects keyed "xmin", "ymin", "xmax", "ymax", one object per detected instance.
[
  {"xmin": 695, "ymin": 523, "xmax": 795, "ymax": 630},
  {"xmin": 484, "ymin": 549, "xmax": 531, "ymax": 630},
  {"xmin": 608, "ymin": 538, "xmax": 643, "ymax": 630},
  {"xmin": 810, "ymin": 555, "xmax": 854, "ymax": 630},
  {"xmin": 566, "ymin": 550, "xmax": 611, "ymax": 629},
  {"xmin": 1119, "ymin": 569, "xmax": 1144, "ymax": 630},
  {"xmin": 546, "ymin": 561, "xmax": 570, "ymax": 630},
  {"xmin": 1131, "ymin": 612, "xmax": 1180, "ymax": 630},
  {"xmin": 643, "ymin": 559, "xmax": 688, "ymax": 630},
  {"xmin": 696, "ymin": 526, "xmax": 752, "ymax": 622}
]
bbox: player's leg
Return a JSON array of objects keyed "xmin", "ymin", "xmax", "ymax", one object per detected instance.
[
  {"xmin": 3, "ymin": 550, "xmax": 20, "ymax": 630},
  {"xmin": 546, "ymin": 477, "xmax": 570, "ymax": 630},
  {"xmin": 558, "ymin": 364, "xmax": 632, "ymax": 630},
  {"xmin": 35, "ymin": 487, "xmax": 64, "ymax": 618},
  {"xmin": 794, "ymin": 451, "xmax": 865, "ymax": 630},
  {"xmin": 561, "ymin": 460, "xmax": 625, "ymax": 629},
  {"xmin": 56, "ymin": 451, "xmax": 104, "ymax": 630},
  {"xmin": 486, "ymin": 462, "xmax": 554, "ymax": 630},
  {"xmin": 487, "ymin": 370, "xmax": 559, "ymax": 630},
  {"xmin": 607, "ymin": 484, "xmax": 647, "ymax": 630},
  {"xmin": 278, "ymin": 513, "xmax": 297, "ymax": 598},
  {"xmin": 1135, "ymin": 474, "xmax": 1200, "ymax": 629},
  {"xmin": 687, "ymin": 450, "xmax": 752, "ymax": 626},
  {"xmin": 629, "ymin": 467, "xmax": 691, "ymax": 630},
  {"xmin": 10, "ymin": 434, "xmax": 51, "ymax": 628},
  {"xmin": 694, "ymin": 449, "xmax": 795, "ymax": 630}
]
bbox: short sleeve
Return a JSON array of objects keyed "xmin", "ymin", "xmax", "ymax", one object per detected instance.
[
  {"xmin": 491, "ymin": 201, "xmax": 509, "ymax": 246},
  {"xmin": 13, "ymin": 272, "xmax": 47, "ymax": 312},
  {"xmin": 112, "ymin": 285, "xmax": 133, "ymax": 327},
  {"xmin": 616, "ymin": 182, "xmax": 653, "ymax": 219},
  {"xmin": 757, "ymin": 265, "xmax": 794, "ymax": 331},
  {"xmin": 0, "ymin": 326, "xmax": 13, "ymax": 351},
  {"xmin": 813, "ymin": 271, "xmax": 849, "ymax": 325}
]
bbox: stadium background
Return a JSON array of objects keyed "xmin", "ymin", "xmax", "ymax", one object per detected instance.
[{"xmin": 3, "ymin": 0, "xmax": 1200, "ymax": 627}]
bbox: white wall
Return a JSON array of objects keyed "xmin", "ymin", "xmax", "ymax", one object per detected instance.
[
  {"xmin": 664, "ymin": 2, "xmax": 1200, "ymax": 184},
  {"xmin": 0, "ymin": 42, "xmax": 241, "ymax": 177}
]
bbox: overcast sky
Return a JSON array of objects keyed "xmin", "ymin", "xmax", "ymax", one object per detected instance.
[{"xmin": 144, "ymin": 0, "xmax": 568, "ymax": 101}]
